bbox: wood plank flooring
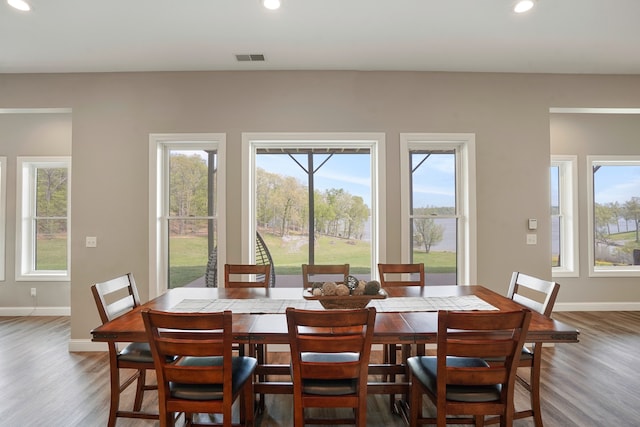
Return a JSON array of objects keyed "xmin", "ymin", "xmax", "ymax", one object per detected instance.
[{"xmin": 1, "ymin": 311, "xmax": 639, "ymax": 426}]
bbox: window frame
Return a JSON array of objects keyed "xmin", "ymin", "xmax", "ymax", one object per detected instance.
[
  {"xmin": 15, "ymin": 156, "xmax": 71, "ymax": 281},
  {"xmin": 587, "ymin": 155, "xmax": 640, "ymax": 277},
  {"xmin": 241, "ymin": 132, "xmax": 385, "ymax": 278},
  {"xmin": 0, "ymin": 157, "xmax": 6, "ymax": 281},
  {"xmin": 149, "ymin": 133, "xmax": 226, "ymax": 298},
  {"xmin": 551, "ymin": 155, "xmax": 579, "ymax": 278},
  {"xmin": 400, "ymin": 133, "xmax": 477, "ymax": 285}
]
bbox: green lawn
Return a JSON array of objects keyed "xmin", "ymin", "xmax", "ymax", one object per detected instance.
[
  {"xmin": 36, "ymin": 233, "xmax": 456, "ymax": 287},
  {"xmin": 36, "ymin": 238, "xmax": 67, "ymax": 270}
]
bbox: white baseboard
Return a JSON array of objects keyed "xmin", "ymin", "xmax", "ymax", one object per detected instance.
[
  {"xmin": 0, "ymin": 306, "xmax": 70, "ymax": 316},
  {"xmin": 555, "ymin": 302, "xmax": 640, "ymax": 311}
]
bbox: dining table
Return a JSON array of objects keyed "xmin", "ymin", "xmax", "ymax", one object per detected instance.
[{"xmin": 91, "ymin": 284, "xmax": 579, "ymax": 404}]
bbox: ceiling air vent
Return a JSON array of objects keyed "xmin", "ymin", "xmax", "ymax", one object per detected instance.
[{"xmin": 235, "ymin": 54, "xmax": 265, "ymax": 62}]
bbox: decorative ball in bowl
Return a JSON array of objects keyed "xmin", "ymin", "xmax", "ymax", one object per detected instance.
[{"xmin": 303, "ymin": 278, "xmax": 387, "ymax": 309}]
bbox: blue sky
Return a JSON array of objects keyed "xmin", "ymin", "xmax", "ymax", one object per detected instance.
[
  {"xmin": 593, "ymin": 165, "xmax": 640, "ymax": 205},
  {"xmin": 257, "ymin": 153, "xmax": 373, "ymax": 205},
  {"xmin": 257, "ymin": 152, "xmax": 458, "ymax": 209}
]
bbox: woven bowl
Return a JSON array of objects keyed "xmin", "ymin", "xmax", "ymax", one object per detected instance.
[{"xmin": 303, "ymin": 288, "xmax": 387, "ymax": 309}]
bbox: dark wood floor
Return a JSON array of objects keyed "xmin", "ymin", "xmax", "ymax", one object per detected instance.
[{"xmin": 1, "ymin": 311, "xmax": 639, "ymax": 426}]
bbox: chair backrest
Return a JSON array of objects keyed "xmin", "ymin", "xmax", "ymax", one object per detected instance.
[
  {"xmin": 224, "ymin": 263, "xmax": 271, "ymax": 288},
  {"xmin": 377, "ymin": 263, "xmax": 424, "ymax": 287},
  {"xmin": 141, "ymin": 309, "xmax": 233, "ymax": 412},
  {"xmin": 507, "ymin": 272, "xmax": 560, "ymax": 317},
  {"xmin": 286, "ymin": 306, "xmax": 376, "ymax": 385},
  {"xmin": 436, "ymin": 309, "xmax": 531, "ymax": 406},
  {"xmin": 301, "ymin": 264, "xmax": 349, "ymax": 288},
  {"xmin": 91, "ymin": 273, "xmax": 141, "ymax": 324}
]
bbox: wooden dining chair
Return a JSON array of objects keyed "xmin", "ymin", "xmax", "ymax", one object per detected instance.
[
  {"xmin": 224, "ymin": 263, "xmax": 271, "ymax": 411},
  {"xmin": 486, "ymin": 272, "xmax": 560, "ymax": 427},
  {"xmin": 377, "ymin": 263, "xmax": 425, "ymax": 411},
  {"xmin": 286, "ymin": 306, "xmax": 376, "ymax": 427},
  {"xmin": 91, "ymin": 273, "xmax": 158, "ymax": 427},
  {"xmin": 407, "ymin": 309, "xmax": 532, "ymax": 427},
  {"xmin": 224, "ymin": 263, "xmax": 271, "ymax": 289},
  {"xmin": 301, "ymin": 263, "xmax": 349, "ymax": 288},
  {"xmin": 141, "ymin": 309, "xmax": 257, "ymax": 427},
  {"xmin": 377, "ymin": 263, "xmax": 425, "ymax": 287}
]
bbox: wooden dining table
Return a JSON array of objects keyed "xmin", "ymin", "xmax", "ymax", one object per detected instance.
[{"xmin": 91, "ymin": 285, "xmax": 579, "ymax": 401}]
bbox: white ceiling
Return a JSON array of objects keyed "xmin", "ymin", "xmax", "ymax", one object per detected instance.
[{"xmin": 1, "ymin": 0, "xmax": 639, "ymax": 75}]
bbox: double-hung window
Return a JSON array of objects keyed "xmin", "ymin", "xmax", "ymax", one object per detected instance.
[
  {"xmin": 588, "ymin": 155, "xmax": 640, "ymax": 276},
  {"xmin": 16, "ymin": 157, "xmax": 71, "ymax": 281},
  {"xmin": 400, "ymin": 134, "xmax": 476, "ymax": 285},
  {"xmin": 551, "ymin": 155, "xmax": 579, "ymax": 277},
  {"xmin": 149, "ymin": 134, "xmax": 225, "ymax": 297}
]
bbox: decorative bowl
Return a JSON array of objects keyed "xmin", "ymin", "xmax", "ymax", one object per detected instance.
[{"xmin": 303, "ymin": 288, "xmax": 387, "ymax": 309}]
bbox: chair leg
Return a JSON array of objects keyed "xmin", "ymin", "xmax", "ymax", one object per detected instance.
[
  {"xmin": 409, "ymin": 371, "xmax": 422, "ymax": 427},
  {"xmin": 385, "ymin": 343, "xmax": 398, "ymax": 412},
  {"xmin": 530, "ymin": 349, "xmax": 544, "ymax": 427},
  {"xmin": 133, "ymin": 369, "xmax": 146, "ymax": 411},
  {"xmin": 107, "ymin": 359, "xmax": 121, "ymax": 427}
]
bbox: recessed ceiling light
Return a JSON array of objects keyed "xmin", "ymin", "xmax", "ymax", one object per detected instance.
[
  {"xmin": 262, "ymin": 0, "xmax": 281, "ymax": 11},
  {"xmin": 514, "ymin": 0, "xmax": 535, "ymax": 13},
  {"xmin": 7, "ymin": 0, "xmax": 32, "ymax": 11}
]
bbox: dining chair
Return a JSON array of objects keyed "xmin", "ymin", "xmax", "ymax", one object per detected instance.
[
  {"xmin": 301, "ymin": 263, "xmax": 350, "ymax": 288},
  {"xmin": 224, "ymin": 263, "xmax": 271, "ymax": 289},
  {"xmin": 286, "ymin": 306, "xmax": 376, "ymax": 427},
  {"xmin": 407, "ymin": 309, "xmax": 532, "ymax": 427},
  {"xmin": 377, "ymin": 262, "xmax": 425, "ymax": 411},
  {"xmin": 141, "ymin": 309, "xmax": 257, "ymax": 427},
  {"xmin": 486, "ymin": 272, "xmax": 560, "ymax": 427},
  {"xmin": 91, "ymin": 273, "xmax": 158, "ymax": 427},
  {"xmin": 224, "ymin": 263, "xmax": 271, "ymax": 411}
]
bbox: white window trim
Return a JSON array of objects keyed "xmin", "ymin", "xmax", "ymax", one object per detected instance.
[
  {"xmin": 399, "ymin": 133, "xmax": 477, "ymax": 285},
  {"xmin": 587, "ymin": 155, "xmax": 640, "ymax": 277},
  {"xmin": 15, "ymin": 156, "xmax": 71, "ymax": 281},
  {"xmin": 149, "ymin": 133, "xmax": 226, "ymax": 298},
  {"xmin": 552, "ymin": 155, "xmax": 579, "ymax": 278},
  {"xmin": 241, "ymin": 132, "xmax": 386, "ymax": 278},
  {"xmin": 0, "ymin": 157, "xmax": 6, "ymax": 281}
]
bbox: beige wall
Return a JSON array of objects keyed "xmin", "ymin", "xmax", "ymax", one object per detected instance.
[
  {"xmin": 0, "ymin": 112, "xmax": 72, "ymax": 310},
  {"xmin": 0, "ymin": 71, "xmax": 638, "ymax": 344},
  {"xmin": 551, "ymin": 113, "xmax": 640, "ymax": 303}
]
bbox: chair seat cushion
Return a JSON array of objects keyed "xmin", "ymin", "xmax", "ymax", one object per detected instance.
[
  {"xmin": 170, "ymin": 356, "xmax": 257, "ymax": 401},
  {"xmin": 118, "ymin": 342, "xmax": 154, "ymax": 363},
  {"xmin": 296, "ymin": 352, "xmax": 359, "ymax": 396},
  {"xmin": 408, "ymin": 356, "xmax": 502, "ymax": 403}
]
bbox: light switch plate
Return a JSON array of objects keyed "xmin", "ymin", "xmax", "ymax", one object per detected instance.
[{"xmin": 526, "ymin": 234, "xmax": 537, "ymax": 245}]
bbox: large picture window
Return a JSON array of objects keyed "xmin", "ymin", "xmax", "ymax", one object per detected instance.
[
  {"xmin": 551, "ymin": 155, "xmax": 579, "ymax": 277},
  {"xmin": 400, "ymin": 134, "xmax": 476, "ymax": 285},
  {"xmin": 149, "ymin": 134, "xmax": 225, "ymax": 296},
  {"xmin": 16, "ymin": 157, "xmax": 71, "ymax": 281},
  {"xmin": 242, "ymin": 133, "xmax": 385, "ymax": 286},
  {"xmin": 588, "ymin": 155, "xmax": 640, "ymax": 276}
]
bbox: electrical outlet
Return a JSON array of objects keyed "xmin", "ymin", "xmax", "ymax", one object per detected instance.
[
  {"xmin": 30, "ymin": 288, "xmax": 36, "ymax": 297},
  {"xmin": 526, "ymin": 234, "xmax": 537, "ymax": 245},
  {"xmin": 86, "ymin": 236, "xmax": 97, "ymax": 248}
]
